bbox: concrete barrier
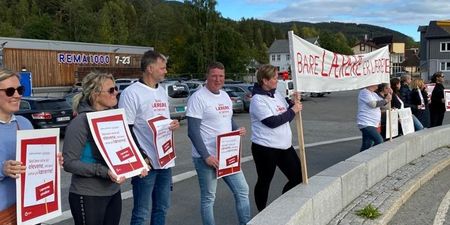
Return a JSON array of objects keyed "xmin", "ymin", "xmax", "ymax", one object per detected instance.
[{"xmin": 247, "ymin": 125, "xmax": 450, "ymax": 225}]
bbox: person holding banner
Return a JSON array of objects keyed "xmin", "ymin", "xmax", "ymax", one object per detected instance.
[
  {"xmin": 357, "ymin": 84, "xmax": 392, "ymax": 151},
  {"xmin": 186, "ymin": 62, "xmax": 250, "ymax": 225},
  {"xmin": 63, "ymin": 71, "xmax": 130, "ymax": 225},
  {"xmin": 249, "ymin": 64, "xmax": 303, "ymax": 211},
  {"xmin": 119, "ymin": 50, "xmax": 180, "ymax": 225},
  {"xmin": 429, "ymin": 72, "xmax": 446, "ymax": 127},
  {"xmin": 410, "ymin": 78, "xmax": 430, "ymax": 128},
  {"xmin": 0, "ymin": 68, "xmax": 33, "ymax": 224}
]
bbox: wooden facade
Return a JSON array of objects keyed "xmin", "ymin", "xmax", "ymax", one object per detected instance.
[{"xmin": 0, "ymin": 37, "xmax": 151, "ymax": 87}]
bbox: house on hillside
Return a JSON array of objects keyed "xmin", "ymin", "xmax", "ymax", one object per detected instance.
[
  {"xmin": 351, "ymin": 35, "xmax": 405, "ymax": 76},
  {"xmin": 418, "ymin": 20, "xmax": 450, "ymax": 81},
  {"xmin": 351, "ymin": 35, "xmax": 378, "ymax": 54},
  {"xmin": 268, "ymin": 37, "xmax": 319, "ymax": 73}
]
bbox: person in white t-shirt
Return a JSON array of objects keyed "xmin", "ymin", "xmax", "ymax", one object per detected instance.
[
  {"xmin": 118, "ymin": 50, "xmax": 180, "ymax": 225},
  {"xmin": 249, "ymin": 64, "xmax": 302, "ymax": 211},
  {"xmin": 357, "ymin": 84, "xmax": 391, "ymax": 151},
  {"xmin": 186, "ymin": 62, "xmax": 250, "ymax": 225}
]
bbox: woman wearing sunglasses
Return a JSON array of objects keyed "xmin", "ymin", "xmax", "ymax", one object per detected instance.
[
  {"xmin": 63, "ymin": 71, "xmax": 138, "ymax": 225},
  {"xmin": 0, "ymin": 68, "xmax": 33, "ymax": 224}
]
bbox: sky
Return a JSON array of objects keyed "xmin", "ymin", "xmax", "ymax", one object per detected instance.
[{"xmin": 214, "ymin": 0, "xmax": 450, "ymax": 41}]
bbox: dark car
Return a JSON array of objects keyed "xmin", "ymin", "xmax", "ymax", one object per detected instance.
[
  {"xmin": 223, "ymin": 84, "xmax": 253, "ymax": 111},
  {"xmin": 16, "ymin": 97, "xmax": 74, "ymax": 135}
]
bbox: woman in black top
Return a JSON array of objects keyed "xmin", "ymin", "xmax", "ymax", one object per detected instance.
[
  {"xmin": 410, "ymin": 78, "xmax": 430, "ymax": 128},
  {"xmin": 429, "ymin": 72, "xmax": 446, "ymax": 127}
]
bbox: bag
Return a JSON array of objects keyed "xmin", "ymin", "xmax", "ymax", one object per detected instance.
[{"xmin": 0, "ymin": 204, "xmax": 16, "ymax": 225}]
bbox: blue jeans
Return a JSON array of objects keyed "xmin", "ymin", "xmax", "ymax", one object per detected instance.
[
  {"xmin": 412, "ymin": 115, "xmax": 424, "ymax": 131},
  {"xmin": 360, "ymin": 126, "xmax": 383, "ymax": 152},
  {"xmin": 193, "ymin": 157, "xmax": 251, "ymax": 225},
  {"xmin": 130, "ymin": 168, "xmax": 172, "ymax": 225}
]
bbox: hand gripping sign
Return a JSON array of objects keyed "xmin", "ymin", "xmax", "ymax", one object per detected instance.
[
  {"xmin": 86, "ymin": 108, "xmax": 148, "ymax": 179},
  {"xmin": 16, "ymin": 128, "xmax": 61, "ymax": 225}
]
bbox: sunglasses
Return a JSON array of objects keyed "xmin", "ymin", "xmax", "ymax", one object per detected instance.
[
  {"xmin": 0, "ymin": 86, "xmax": 25, "ymax": 97},
  {"xmin": 100, "ymin": 86, "xmax": 118, "ymax": 95}
]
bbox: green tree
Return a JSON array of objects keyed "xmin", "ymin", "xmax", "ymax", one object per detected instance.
[{"xmin": 22, "ymin": 14, "xmax": 54, "ymax": 39}]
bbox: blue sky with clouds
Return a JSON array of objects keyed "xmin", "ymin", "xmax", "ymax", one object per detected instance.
[{"xmin": 214, "ymin": 0, "xmax": 450, "ymax": 41}]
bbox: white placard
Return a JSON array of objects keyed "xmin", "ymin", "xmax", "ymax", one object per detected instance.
[
  {"xmin": 216, "ymin": 130, "xmax": 241, "ymax": 179},
  {"xmin": 398, "ymin": 108, "xmax": 414, "ymax": 135},
  {"xmin": 16, "ymin": 128, "xmax": 61, "ymax": 225},
  {"xmin": 147, "ymin": 115, "xmax": 176, "ymax": 168},
  {"xmin": 86, "ymin": 108, "xmax": 148, "ymax": 179},
  {"xmin": 386, "ymin": 109, "xmax": 399, "ymax": 139}
]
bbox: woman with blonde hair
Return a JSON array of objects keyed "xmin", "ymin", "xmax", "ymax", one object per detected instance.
[
  {"xmin": 63, "ymin": 71, "xmax": 145, "ymax": 225},
  {"xmin": 0, "ymin": 68, "xmax": 33, "ymax": 224},
  {"xmin": 410, "ymin": 78, "xmax": 430, "ymax": 128},
  {"xmin": 250, "ymin": 64, "xmax": 303, "ymax": 211}
]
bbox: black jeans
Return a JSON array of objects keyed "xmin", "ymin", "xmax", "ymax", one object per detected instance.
[
  {"xmin": 251, "ymin": 143, "xmax": 302, "ymax": 211},
  {"xmin": 69, "ymin": 191, "xmax": 122, "ymax": 225}
]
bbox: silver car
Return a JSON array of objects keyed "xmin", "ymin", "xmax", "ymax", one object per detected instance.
[{"xmin": 160, "ymin": 81, "xmax": 190, "ymax": 120}]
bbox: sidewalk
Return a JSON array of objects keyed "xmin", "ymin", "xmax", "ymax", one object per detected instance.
[{"xmin": 329, "ymin": 146, "xmax": 450, "ymax": 225}]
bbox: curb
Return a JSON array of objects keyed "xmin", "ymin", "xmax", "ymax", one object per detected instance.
[
  {"xmin": 330, "ymin": 146, "xmax": 450, "ymax": 225},
  {"xmin": 377, "ymin": 148, "xmax": 450, "ymax": 225}
]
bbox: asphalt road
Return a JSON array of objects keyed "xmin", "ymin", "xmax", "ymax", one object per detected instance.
[{"xmin": 49, "ymin": 90, "xmax": 450, "ymax": 225}]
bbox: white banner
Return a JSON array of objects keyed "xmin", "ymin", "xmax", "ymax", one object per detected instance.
[{"xmin": 288, "ymin": 31, "xmax": 390, "ymax": 92}]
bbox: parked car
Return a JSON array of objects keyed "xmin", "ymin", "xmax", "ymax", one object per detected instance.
[
  {"xmin": 115, "ymin": 78, "xmax": 138, "ymax": 84},
  {"xmin": 184, "ymin": 80, "xmax": 205, "ymax": 95},
  {"xmin": 225, "ymin": 90, "xmax": 245, "ymax": 113},
  {"xmin": 223, "ymin": 83, "xmax": 253, "ymax": 111},
  {"xmin": 160, "ymin": 81, "xmax": 190, "ymax": 120},
  {"xmin": 276, "ymin": 79, "xmax": 295, "ymax": 99},
  {"xmin": 16, "ymin": 97, "xmax": 74, "ymax": 135}
]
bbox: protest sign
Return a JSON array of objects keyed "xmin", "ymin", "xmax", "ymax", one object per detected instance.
[
  {"xmin": 398, "ymin": 108, "xmax": 414, "ymax": 135},
  {"xmin": 87, "ymin": 108, "xmax": 147, "ymax": 179},
  {"xmin": 147, "ymin": 115, "xmax": 176, "ymax": 168},
  {"xmin": 216, "ymin": 130, "xmax": 241, "ymax": 179},
  {"xmin": 289, "ymin": 31, "xmax": 390, "ymax": 93},
  {"xmin": 16, "ymin": 128, "xmax": 61, "ymax": 225}
]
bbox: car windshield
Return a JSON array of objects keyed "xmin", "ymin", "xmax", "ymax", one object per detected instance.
[{"xmin": 168, "ymin": 84, "xmax": 189, "ymax": 98}]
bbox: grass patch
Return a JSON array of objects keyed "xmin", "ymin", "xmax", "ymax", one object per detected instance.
[{"xmin": 356, "ymin": 204, "xmax": 382, "ymax": 219}]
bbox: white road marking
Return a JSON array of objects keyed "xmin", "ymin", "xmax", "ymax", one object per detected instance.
[
  {"xmin": 433, "ymin": 187, "xmax": 450, "ymax": 225},
  {"xmin": 46, "ymin": 136, "xmax": 360, "ymax": 224}
]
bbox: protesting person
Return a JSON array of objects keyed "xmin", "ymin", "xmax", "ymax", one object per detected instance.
[
  {"xmin": 375, "ymin": 83, "xmax": 392, "ymax": 140},
  {"xmin": 0, "ymin": 68, "xmax": 34, "ymax": 224},
  {"xmin": 249, "ymin": 64, "xmax": 303, "ymax": 211},
  {"xmin": 64, "ymin": 71, "xmax": 137, "ymax": 225},
  {"xmin": 186, "ymin": 62, "xmax": 250, "ymax": 225},
  {"xmin": 429, "ymin": 71, "xmax": 446, "ymax": 127},
  {"xmin": 390, "ymin": 78, "xmax": 424, "ymax": 132},
  {"xmin": 357, "ymin": 84, "xmax": 392, "ymax": 151},
  {"xmin": 410, "ymin": 78, "xmax": 430, "ymax": 128},
  {"xmin": 119, "ymin": 50, "xmax": 180, "ymax": 225},
  {"xmin": 399, "ymin": 74, "xmax": 412, "ymax": 105}
]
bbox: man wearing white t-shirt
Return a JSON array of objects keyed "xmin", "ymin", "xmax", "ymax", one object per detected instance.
[
  {"xmin": 186, "ymin": 62, "xmax": 250, "ymax": 225},
  {"xmin": 119, "ymin": 50, "xmax": 180, "ymax": 225}
]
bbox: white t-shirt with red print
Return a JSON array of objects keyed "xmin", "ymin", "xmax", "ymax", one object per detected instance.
[
  {"xmin": 250, "ymin": 92, "xmax": 292, "ymax": 149},
  {"xmin": 186, "ymin": 86, "xmax": 233, "ymax": 158},
  {"xmin": 118, "ymin": 81, "xmax": 174, "ymax": 169}
]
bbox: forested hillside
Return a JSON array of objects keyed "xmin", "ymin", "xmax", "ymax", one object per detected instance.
[{"xmin": 0, "ymin": 0, "xmax": 417, "ymax": 75}]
